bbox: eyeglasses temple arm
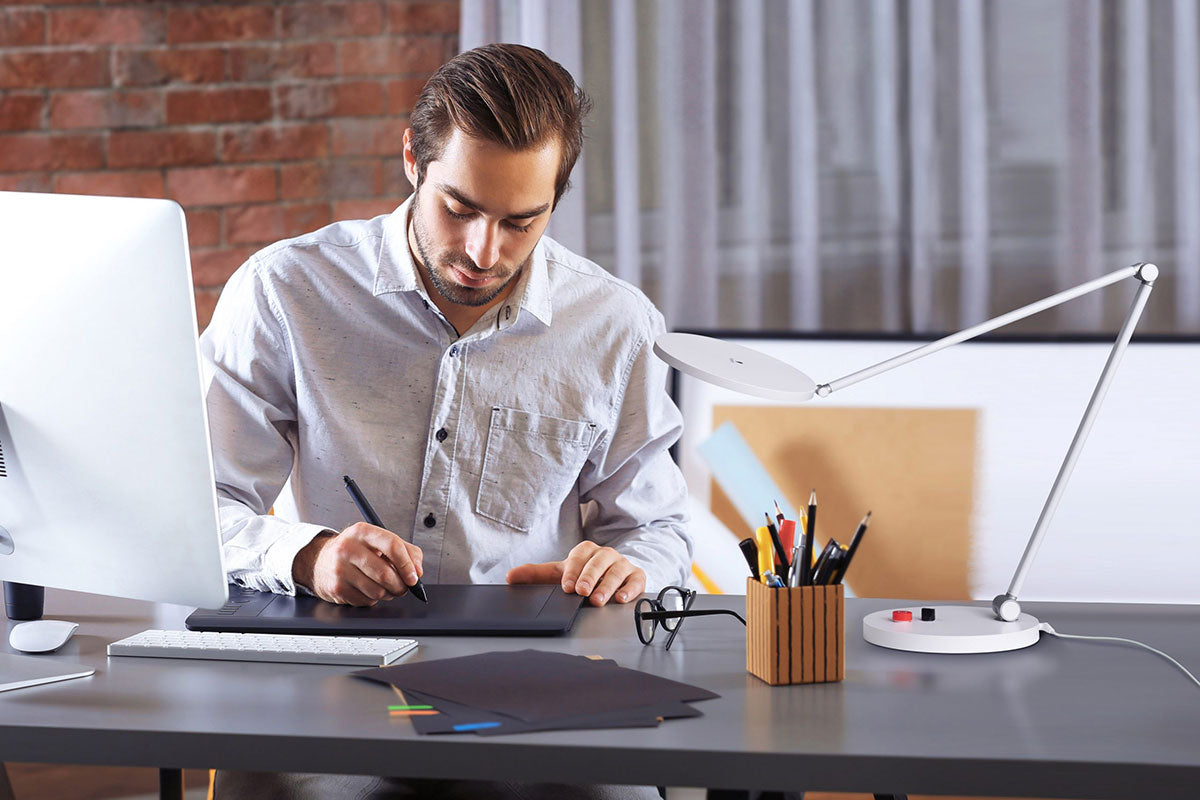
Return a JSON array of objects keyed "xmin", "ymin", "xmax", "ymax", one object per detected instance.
[{"xmin": 639, "ymin": 609, "xmax": 747, "ymax": 624}]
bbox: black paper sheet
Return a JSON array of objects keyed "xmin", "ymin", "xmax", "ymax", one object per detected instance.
[
  {"xmin": 357, "ymin": 649, "xmax": 718, "ymax": 734},
  {"xmin": 399, "ymin": 689, "xmax": 702, "ymax": 736}
]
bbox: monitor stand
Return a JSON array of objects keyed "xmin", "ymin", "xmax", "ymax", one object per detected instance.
[{"xmin": 3, "ymin": 582, "xmax": 43, "ymax": 621}]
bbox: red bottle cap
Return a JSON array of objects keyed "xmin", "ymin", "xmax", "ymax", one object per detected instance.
[{"xmin": 891, "ymin": 610, "xmax": 913, "ymax": 622}]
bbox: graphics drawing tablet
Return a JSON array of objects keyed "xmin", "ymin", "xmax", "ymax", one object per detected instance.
[{"xmin": 186, "ymin": 584, "xmax": 586, "ymax": 636}]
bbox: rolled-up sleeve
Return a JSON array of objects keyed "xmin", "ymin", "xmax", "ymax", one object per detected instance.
[
  {"xmin": 576, "ymin": 310, "xmax": 693, "ymax": 591},
  {"xmin": 199, "ymin": 259, "xmax": 332, "ymax": 595}
]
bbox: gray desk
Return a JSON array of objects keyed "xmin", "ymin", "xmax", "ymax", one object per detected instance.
[{"xmin": 2, "ymin": 590, "xmax": 1200, "ymax": 799}]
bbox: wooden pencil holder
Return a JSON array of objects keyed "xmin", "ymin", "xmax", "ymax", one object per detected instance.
[{"xmin": 746, "ymin": 578, "xmax": 845, "ymax": 686}]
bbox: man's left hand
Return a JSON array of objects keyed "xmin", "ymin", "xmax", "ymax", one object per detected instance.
[{"xmin": 505, "ymin": 541, "xmax": 646, "ymax": 606}]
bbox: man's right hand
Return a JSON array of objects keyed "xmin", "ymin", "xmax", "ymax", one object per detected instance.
[{"xmin": 292, "ymin": 523, "xmax": 424, "ymax": 607}]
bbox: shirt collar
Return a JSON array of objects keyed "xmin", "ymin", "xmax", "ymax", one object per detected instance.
[
  {"xmin": 373, "ymin": 193, "xmax": 554, "ymax": 328},
  {"xmin": 374, "ymin": 194, "xmax": 421, "ymax": 296},
  {"xmin": 515, "ymin": 238, "xmax": 553, "ymax": 327}
]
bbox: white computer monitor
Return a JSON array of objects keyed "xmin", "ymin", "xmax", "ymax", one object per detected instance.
[{"xmin": 0, "ymin": 191, "xmax": 228, "ymax": 612}]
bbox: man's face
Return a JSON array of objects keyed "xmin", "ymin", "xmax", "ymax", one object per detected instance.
[{"xmin": 405, "ymin": 127, "xmax": 559, "ymax": 308}]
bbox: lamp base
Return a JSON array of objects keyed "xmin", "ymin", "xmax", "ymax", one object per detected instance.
[{"xmin": 863, "ymin": 605, "xmax": 1042, "ymax": 654}]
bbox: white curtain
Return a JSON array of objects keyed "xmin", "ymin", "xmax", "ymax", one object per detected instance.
[{"xmin": 462, "ymin": 0, "xmax": 1200, "ymax": 335}]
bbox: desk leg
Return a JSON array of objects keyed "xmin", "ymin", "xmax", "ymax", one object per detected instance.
[
  {"xmin": 0, "ymin": 763, "xmax": 14, "ymax": 800},
  {"xmin": 159, "ymin": 767, "xmax": 184, "ymax": 800}
]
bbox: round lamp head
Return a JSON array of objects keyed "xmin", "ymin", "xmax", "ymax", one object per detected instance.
[{"xmin": 652, "ymin": 333, "xmax": 817, "ymax": 402}]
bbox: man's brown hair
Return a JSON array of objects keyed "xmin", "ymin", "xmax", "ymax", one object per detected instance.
[{"xmin": 409, "ymin": 43, "xmax": 591, "ymax": 207}]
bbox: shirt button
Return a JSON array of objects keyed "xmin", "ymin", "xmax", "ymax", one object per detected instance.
[
  {"xmin": 423, "ymin": 514, "xmax": 436, "ymax": 528},
  {"xmin": 449, "ymin": 345, "xmax": 459, "ymax": 357},
  {"xmin": 435, "ymin": 427, "xmax": 448, "ymax": 442}
]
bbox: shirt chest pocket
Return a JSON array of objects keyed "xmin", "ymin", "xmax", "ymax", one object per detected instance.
[{"xmin": 476, "ymin": 406, "xmax": 596, "ymax": 532}]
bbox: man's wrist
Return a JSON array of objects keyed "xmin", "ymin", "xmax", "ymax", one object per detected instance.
[{"xmin": 291, "ymin": 530, "xmax": 336, "ymax": 591}]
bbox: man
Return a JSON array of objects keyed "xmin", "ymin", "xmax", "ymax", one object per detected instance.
[
  {"xmin": 202, "ymin": 44, "xmax": 691, "ymax": 610},
  {"xmin": 202, "ymin": 43, "xmax": 687, "ymax": 799}
]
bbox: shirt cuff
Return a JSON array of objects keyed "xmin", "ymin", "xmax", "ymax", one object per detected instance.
[{"xmin": 263, "ymin": 522, "xmax": 337, "ymax": 596}]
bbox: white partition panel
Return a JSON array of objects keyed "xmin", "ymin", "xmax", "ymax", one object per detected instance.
[{"xmin": 673, "ymin": 334, "xmax": 1200, "ymax": 604}]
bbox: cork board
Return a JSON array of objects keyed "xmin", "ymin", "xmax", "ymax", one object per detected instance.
[{"xmin": 711, "ymin": 406, "xmax": 978, "ymax": 600}]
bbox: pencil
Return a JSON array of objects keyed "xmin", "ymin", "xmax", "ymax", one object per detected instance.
[
  {"xmin": 343, "ymin": 475, "xmax": 428, "ymax": 603},
  {"xmin": 835, "ymin": 511, "xmax": 871, "ymax": 585},
  {"xmin": 801, "ymin": 489, "xmax": 816, "ymax": 585},
  {"xmin": 765, "ymin": 512, "xmax": 789, "ymax": 585},
  {"xmin": 774, "ymin": 499, "xmax": 785, "ymax": 526}
]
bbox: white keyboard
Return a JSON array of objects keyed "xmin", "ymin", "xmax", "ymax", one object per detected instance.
[{"xmin": 107, "ymin": 630, "xmax": 417, "ymax": 666}]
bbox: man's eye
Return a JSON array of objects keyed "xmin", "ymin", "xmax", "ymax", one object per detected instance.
[
  {"xmin": 506, "ymin": 220, "xmax": 533, "ymax": 233},
  {"xmin": 445, "ymin": 207, "xmax": 473, "ymax": 221}
]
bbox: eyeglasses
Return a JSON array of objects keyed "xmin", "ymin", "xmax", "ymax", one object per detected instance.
[{"xmin": 634, "ymin": 586, "xmax": 747, "ymax": 651}]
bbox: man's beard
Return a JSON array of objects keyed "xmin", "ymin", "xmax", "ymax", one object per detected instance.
[{"xmin": 410, "ymin": 187, "xmax": 528, "ymax": 308}]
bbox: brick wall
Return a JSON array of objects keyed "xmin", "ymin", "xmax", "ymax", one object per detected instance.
[{"xmin": 0, "ymin": 0, "xmax": 459, "ymax": 328}]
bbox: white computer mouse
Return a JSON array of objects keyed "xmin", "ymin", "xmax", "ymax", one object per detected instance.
[{"xmin": 8, "ymin": 620, "xmax": 79, "ymax": 654}]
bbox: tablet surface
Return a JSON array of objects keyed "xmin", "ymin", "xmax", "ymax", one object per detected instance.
[{"xmin": 186, "ymin": 584, "xmax": 586, "ymax": 636}]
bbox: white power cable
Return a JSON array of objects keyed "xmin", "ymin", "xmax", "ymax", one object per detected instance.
[{"xmin": 1039, "ymin": 622, "xmax": 1200, "ymax": 691}]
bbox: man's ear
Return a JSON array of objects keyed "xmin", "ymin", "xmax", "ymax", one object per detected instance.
[{"xmin": 402, "ymin": 128, "xmax": 420, "ymax": 191}]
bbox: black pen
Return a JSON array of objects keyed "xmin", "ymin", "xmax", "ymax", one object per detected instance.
[
  {"xmin": 812, "ymin": 539, "xmax": 841, "ymax": 585},
  {"xmin": 827, "ymin": 546, "xmax": 848, "ymax": 585},
  {"xmin": 834, "ymin": 511, "xmax": 871, "ymax": 585},
  {"xmin": 800, "ymin": 489, "xmax": 816, "ymax": 585},
  {"xmin": 764, "ymin": 512, "xmax": 789, "ymax": 585},
  {"xmin": 343, "ymin": 475, "xmax": 428, "ymax": 603},
  {"xmin": 738, "ymin": 537, "xmax": 761, "ymax": 581}
]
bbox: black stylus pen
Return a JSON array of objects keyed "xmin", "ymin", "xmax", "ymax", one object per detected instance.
[{"xmin": 343, "ymin": 475, "xmax": 428, "ymax": 603}]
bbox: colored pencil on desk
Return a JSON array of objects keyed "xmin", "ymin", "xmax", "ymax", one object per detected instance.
[{"xmin": 774, "ymin": 499, "xmax": 785, "ymax": 526}]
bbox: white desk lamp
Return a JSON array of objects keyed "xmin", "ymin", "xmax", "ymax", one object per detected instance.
[{"xmin": 654, "ymin": 263, "xmax": 1158, "ymax": 654}]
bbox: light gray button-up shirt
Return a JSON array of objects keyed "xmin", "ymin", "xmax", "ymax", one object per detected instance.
[{"xmin": 199, "ymin": 196, "xmax": 692, "ymax": 596}]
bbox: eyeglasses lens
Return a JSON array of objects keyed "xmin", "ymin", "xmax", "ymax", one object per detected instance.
[
  {"xmin": 659, "ymin": 587, "xmax": 687, "ymax": 631},
  {"xmin": 635, "ymin": 598, "xmax": 657, "ymax": 644}
]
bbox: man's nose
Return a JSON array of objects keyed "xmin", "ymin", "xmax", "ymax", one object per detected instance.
[{"xmin": 465, "ymin": 220, "xmax": 501, "ymax": 270}]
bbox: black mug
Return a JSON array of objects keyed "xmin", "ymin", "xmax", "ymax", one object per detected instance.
[{"xmin": 3, "ymin": 581, "xmax": 44, "ymax": 621}]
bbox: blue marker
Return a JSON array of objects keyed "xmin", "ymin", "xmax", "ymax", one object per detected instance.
[{"xmin": 453, "ymin": 721, "xmax": 502, "ymax": 732}]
